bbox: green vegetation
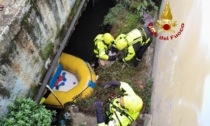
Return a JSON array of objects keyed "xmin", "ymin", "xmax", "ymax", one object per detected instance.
[
  {"xmin": 103, "ymin": 0, "xmax": 159, "ymax": 36},
  {"xmin": 0, "ymin": 98, "xmax": 56, "ymax": 126},
  {"xmin": 74, "ymin": 62, "xmax": 153, "ymax": 115},
  {"xmin": 103, "ymin": 4, "xmax": 141, "ymax": 36},
  {"xmin": 39, "ymin": 43, "xmax": 54, "ymax": 61},
  {"xmin": 74, "ymin": 0, "xmax": 159, "ymax": 115},
  {"xmin": 97, "ymin": 62, "xmax": 135, "ymax": 84},
  {"xmin": 121, "ymin": 0, "xmax": 159, "ymax": 14}
]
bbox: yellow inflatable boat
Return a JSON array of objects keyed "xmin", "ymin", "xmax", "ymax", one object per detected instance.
[{"xmin": 44, "ymin": 53, "xmax": 96, "ymax": 106}]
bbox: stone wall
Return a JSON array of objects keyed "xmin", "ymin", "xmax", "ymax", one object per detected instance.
[
  {"xmin": 0, "ymin": 0, "xmax": 82, "ymax": 118},
  {"xmin": 151, "ymin": 0, "xmax": 210, "ymax": 125}
]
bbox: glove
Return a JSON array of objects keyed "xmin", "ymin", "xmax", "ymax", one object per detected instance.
[
  {"xmin": 108, "ymin": 56, "xmax": 117, "ymax": 61},
  {"xmin": 39, "ymin": 97, "xmax": 46, "ymax": 104},
  {"xmin": 103, "ymin": 81, "xmax": 121, "ymax": 88}
]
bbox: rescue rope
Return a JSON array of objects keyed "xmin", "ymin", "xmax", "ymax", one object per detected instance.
[{"xmin": 46, "ymin": 85, "xmax": 65, "ymax": 109}]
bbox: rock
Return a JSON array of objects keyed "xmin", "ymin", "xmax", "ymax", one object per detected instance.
[
  {"xmin": 143, "ymin": 114, "xmax": 152, "ymax": 126},
  {"xmin": 67, "ymin": 105, "xmax": 97, "ymax": 126}
]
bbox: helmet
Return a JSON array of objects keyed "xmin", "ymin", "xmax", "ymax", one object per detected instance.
[
  {"xmin": 123, "ymin": 96, "xmax": 143, "ymax": 113},
  {"xmin": 103, "ymin": 33, "xmax": 114, "ymax": 45},
  {"xmin": 115, "ymin": 39, "xmax": 127, "ymax": 50}
]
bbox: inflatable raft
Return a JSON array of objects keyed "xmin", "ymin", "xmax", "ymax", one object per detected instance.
[{"xmin": 44, "ymin": 53, "xmax": 96, "ymax": 106}]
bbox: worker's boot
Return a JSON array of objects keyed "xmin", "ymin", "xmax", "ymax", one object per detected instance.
[{"xmin": 133, "ymin": 58, "xmax": 141, "ymax": 67}]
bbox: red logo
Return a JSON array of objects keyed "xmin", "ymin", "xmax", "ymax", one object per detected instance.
[{"xmin": 148, "ymin": 2, "xmax": 184, "ymax": 40}]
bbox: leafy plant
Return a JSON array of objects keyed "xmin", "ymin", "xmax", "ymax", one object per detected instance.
[
  {"xmin": 103, "ymin": 3, "xmax": 141, "ymax": 36},
  {"xmin": 0, "ymin": 98, "xmax": 56, "ymax": 126},
  {"xmin": 103, "ymin": 4, "xmax": 125, "ymax": 26},
  {"xmin": 129, "ymin": 0, "xmax": 159, "ymax": 17},
  {"xmin": 121, "ymin": 0, "xmax": 159, "ymax": 13},
  {"xmin": 103, "ymin": 0, "xmax": 160, "ymax": 36}
]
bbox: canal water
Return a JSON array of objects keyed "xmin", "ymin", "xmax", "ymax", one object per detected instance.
[{"xmin": 63, "ymin": 0, "xmax": 114, "ymax": 63}]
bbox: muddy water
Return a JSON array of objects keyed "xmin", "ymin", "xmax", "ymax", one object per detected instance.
[{"xmin": 152, "ymin": 0, "xmax": 210, "ymax": 126}]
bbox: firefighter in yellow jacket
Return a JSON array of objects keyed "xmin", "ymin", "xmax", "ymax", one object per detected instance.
[
  {"xmin": 92, "ymin": 33, "xmax": 117, "ymax": 69},
  {"xmin": 114, "ymin": 27, "xmax": 153, "ymax": 67},
  {"xmin": 94, "ymin": 81, "xmax": 143, "ymax": 126}
]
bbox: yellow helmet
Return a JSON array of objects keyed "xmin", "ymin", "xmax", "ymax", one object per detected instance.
[
  {"xmin": 123, "ymin": 95, "xmax": 143, "ymax": 113},
  {"xmin": 103, "ymin": 33, "xmax": 114, "ymax": 45},
  {"xmin": 115, "ymin": 39, "xmax": 127, "ymax": 50}
]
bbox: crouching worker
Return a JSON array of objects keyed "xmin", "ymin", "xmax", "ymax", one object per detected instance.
[
  {"xmin": 94, "ymin": 81, "xmax": 143, "ymax": 126},
  {"xmin": 113, "ymin": 12, "xmax": 155, "ymax": 67},
  {"xmin": 114, "ymin": 27, "xmax": 153, "ymax": 67},
  {"xmin": 92, "ymin": 33, "xmax": 117, "ymax": 69}
]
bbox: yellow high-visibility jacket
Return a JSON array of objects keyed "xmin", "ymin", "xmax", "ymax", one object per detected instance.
[
  {"xmin": 116, "ymin": 28, "xmax": 151, "ymax": 62},
  {"xmin": 98, "ymin": 82, "xmax": 143, "ymax": 126},
  {"xmin": 94, "ymin": 34, "xmax": 110, "ymax": 60}
]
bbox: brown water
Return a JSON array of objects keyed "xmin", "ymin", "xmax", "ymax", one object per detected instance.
[{"xmin": 151, "ymin": 0, "xmax": 210, "ymax": 126}]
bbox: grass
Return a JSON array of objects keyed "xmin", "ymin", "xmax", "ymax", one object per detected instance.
[
  {"xmin": 73, "ymin": 61, "xmax": 153, "ymax": 115},
  {"xmin": 103, "ymin": 3, "xmax": 141, "ymax": 37}
]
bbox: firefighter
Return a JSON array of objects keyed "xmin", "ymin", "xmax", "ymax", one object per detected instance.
[
  {"xmin": 92, "ymin": 33, "xmax": 117, "ymax": 69},
  {"xmin": 94, "ymin": 81, "xmax": 143, "ymax": 126},
  {"xmin": 114, "ymin": 26, "xmax": 153, "ymax": 67}
]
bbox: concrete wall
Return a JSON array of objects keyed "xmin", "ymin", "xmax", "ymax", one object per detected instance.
[
  {"xmin": 152, "ymin": 0, "xmax": 210, "ymax": 126},
  {"xmin": 0, "ymin": 0, "xmax": 81, "ymax": 118}
]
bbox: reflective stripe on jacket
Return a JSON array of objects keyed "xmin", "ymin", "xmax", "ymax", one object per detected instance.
[
  {"xmin": 99, "ymin": 82, "xmax": 142, "ymax": 126},
  {"xmin": 126, "ymin": 28, "xmax": 150, "ymax": 46},
  {"xmin": 121, "ymin": 28, "xmax": 151, "ymax": 62}
]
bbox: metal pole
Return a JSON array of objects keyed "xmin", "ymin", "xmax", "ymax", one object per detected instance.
[{"xmin": 35, "ymin": 0, "xmax": 87, "ymax": 103}]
